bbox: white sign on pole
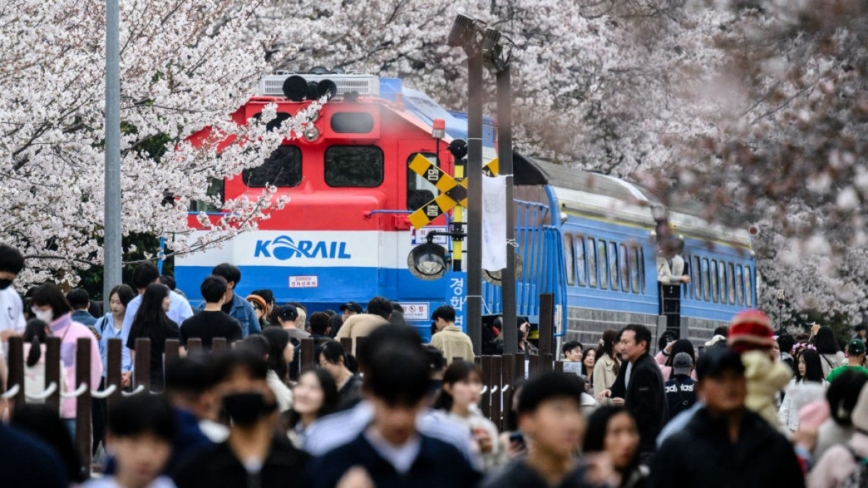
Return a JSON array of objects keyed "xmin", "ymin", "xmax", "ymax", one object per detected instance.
[
  {"xmin": 288, "ymin": 276, "xmax": 318, "ymax": 288},
  {"xmin": 482, "ymin": 175, "xmax": 507, "ymax": 271},
  {"xmin": 411, "ymin": 227, "xmax": 448, "ymax": 245},
  {"xmin": 401, "ymin": 302, "xmax": 430, "ymax": 320}
]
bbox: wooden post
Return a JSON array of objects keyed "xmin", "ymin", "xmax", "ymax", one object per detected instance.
[
  {"xmin": 134, "ymin": 338, "xmax": 151, "ymax": 393},
  {"xmin": 106, "ymin": 339, "xmax": 122, "ymax": 408},
  {"xmin": 480, "ymin": 356, "xmax": 493, "ymax": 420},
  {"xmin": 7, "ymin": 336, "xmax": 25, "ymax": 407},
  {"xmin": 515, "ymin": 354, "xmax": 526, "ymax": 382},
  {"xmin": 186, "ymin": 338, "xmax": 202, "ymax": 355},
  {"xmin": 164, "ymin": 339, "xmax": 180, "ymax": 365},
  {"xmin": 538, "ymin": 293, "xmax": 554, "ymax": 356},
  {"xmin": 474, "ymin": 356, "xmax": 482, "ymax": 370},
  {"xmin": 555, "ymin": 360, "xmax": 564, "ymax": 373},
  {"xmin": 542, "ymin": 353, "xmax": 554, "ymax": 374},
  {"xmin": 355, "ymin": 336, "xmax": 368, "ymax": 357},
  {"xmin": 529, "ymin": 353, "xmax": 539, "ymax": 377},
  {"xmin": 490, "ymin": 355, "xmax": 502, "ymax": 429},
  {"xmin": 45, "ymin": 337, "xmax": 61, "ymax": 411},
  {"xmin": 301, "ymin": 338, "xmax": 315, "ymax": 369},
  {"xmin": 339, "ymin": 338, "xmax": 351, "ymax": 354},
  {"xmin": 452, "ymin": 357, "xmax": 464, "ymax": 363},
  {"xmin": 211, "ymin": 338, "xmax": 228, "ymax": 355},
  {"xmin": 75, "ymin": 337, "xmax": 92, "ymax": 474}
]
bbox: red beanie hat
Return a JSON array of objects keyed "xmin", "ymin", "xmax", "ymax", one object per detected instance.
[{"xmin": 727, "ymin": 309, "xmax": 775, "ymax": 351}]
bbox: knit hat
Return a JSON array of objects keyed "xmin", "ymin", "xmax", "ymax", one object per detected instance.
[
  {"xmin": 851, "ymin": 382, "xmax": 868, "ymax": 431},
  {"xmin": 727, "ymin": 310, "xmax": 775, "ymax": 350},
  {"xmin": 246, "ymin": 294, "xmax": 267, "ymax": 312}
]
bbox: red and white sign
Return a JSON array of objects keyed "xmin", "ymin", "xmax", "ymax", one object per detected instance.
[
  {"xmin": 289, "ymin": 275, "xmax": 318, "ymax": 288},
  {"xmin": 401, "ymin": 302, "xmax": 430, "ymax": 321}
]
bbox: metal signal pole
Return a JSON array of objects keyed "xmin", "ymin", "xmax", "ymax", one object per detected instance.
[
  {"xmin": 104, "ymin": 0, "xmax": 122, "ymax": 303},
  {"xmin": 466, "ymin": 48, "xmax": 484, "ymax": 356}
]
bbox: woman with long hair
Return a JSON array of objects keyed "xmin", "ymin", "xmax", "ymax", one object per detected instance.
[
  {"xmin": 583, "ymin": 406, "xmax": 645, "ymax": 488},
  {"xmin": 594, "ymin": 329, "xmax": 621, "ymax": 401},
  {"xmin": 582, "ymin": 348, "xmax": 597, "ymax": 388},
  {"xmin": 30, "ymin": 283, "xmax": 102, "ymax": 438},
  {"xmin": 95, "ymin": 284, "xmax": 135, "ymax": 383},
  {"xmin": 813, "ymin": 326, "xmax": 845, "ymax": 377},
  {"xmin": 656, "ymin": 339, "xmax": 697, "ymax": 381},
  {"xmin": 317, "ymin": 340, "xmax": 361, "ymax": 411},
  {"xmin": 126, "ymin": 283, "xmax": 180, "ymax": 390},
  {"xmin": 237, "ymin": 333, "xmax": 294, "ymax": 413},
  {"xmin": 287, "ymin": 368, "xmax": 339, "ymax": 449},
  {"xmin": 779, "ymin": 348, "xmax": 827, "ymax": 432},
  {"xmin": 434, "ymin": 361, "xmax": 505, "ymax": 472}
]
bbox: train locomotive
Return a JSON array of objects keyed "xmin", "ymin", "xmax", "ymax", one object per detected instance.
[{"xmin": 174, "ymin": 71, "xmax": 756, "ymax": 347}]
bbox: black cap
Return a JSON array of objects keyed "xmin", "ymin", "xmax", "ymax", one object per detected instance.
[
  {"xmin": 277, "ymin": 305, "xmax": 298, "ymax": 322},
  {"xmin": 696, "ymin": 347, "xmax": 745, "ymax": 381},
  {"xmin": 339, "ymin": 301, "xmax": 363, "ymax": 314}
]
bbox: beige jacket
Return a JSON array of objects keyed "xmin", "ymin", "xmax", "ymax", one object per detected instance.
[
  {"xmin": 335, "ymin": 314, "xmax": 389, "ymax": 354},
  {"xmin": 593, "ymin": 353, "xmax": 620, "ymax": 400},
  {"xmin": 430, "ymin": 325, "xmax": 475, "ymax": 364}
]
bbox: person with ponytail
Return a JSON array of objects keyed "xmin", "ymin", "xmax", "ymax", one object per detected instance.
[
  {"xmin": 317, "ymin": 340, "xmax": 361, "ymax": 411},
  {"xmin": 22, "ymin": 319, "xmax": 68, "ymax": 411}
]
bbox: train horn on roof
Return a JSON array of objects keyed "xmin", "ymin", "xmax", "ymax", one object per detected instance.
[
  {"xmin": 282, "ymin": 75, "xmax": 308, "ymax": 101},
  {"xmin": 317, "ymin": 79, "xmax": 338, "ymax": 100}
]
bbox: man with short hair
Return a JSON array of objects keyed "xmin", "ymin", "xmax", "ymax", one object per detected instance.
[
  {"xmin": 309, "ymin": 312, "xmax": 332, "ymax": 342},
  {"xmin": 340, "ymin": 301, "xmax": 362, "ymax": 323},
  {"xmin": 650, "ymin": 347, "xmax": 805, "ymax": 488},
  {"xmin": 307, "ymin": 345, "xmax": 481, "ymax": 488},
  {"xmin": 336, "ymin": 296, "xmax": 392, "ymax": 354},
  {"xmin": 179, "ymin": 276, "xmax": 243, "ymax": 349},
  {"xmin": 827, "ymin": 339, "xmax": 868, "ymax": 382},
  {"xmin": 429, "ymin": 305, "xmax": 475, "ymax": 364},
  {"xmin": 207, "ymin": 263, "xmax": 259, "ymax": 337},
  {"xmin": 562, "ymin": 341, "xmax": 583, "ymax": 362},
  {"xmin": 172, "ymin": 351, "xmax": 309, "ymax": 487},
  {"xmin": 855, "ymin": 324, "xmax": 867, "ymax": 341},
  {"xmin": 483, "ymin": 372, "xmax": 598, "ymax": 488},
  {"xmin": 66, "ymin": 288, "xmax": 97, "ymax": 327},
  {"xmin": 599, "ymin": 324, "xmax": 667, "ymax": 461},
  {"xmin": 163, "ymin": 356, "xmax": 221, "ymax": 471},
  {"xmin": 0, "ymin": 244, "xmax": 26, "ymax": 344}
]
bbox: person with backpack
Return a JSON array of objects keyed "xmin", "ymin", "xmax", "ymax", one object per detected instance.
[
  {"xmin": 809, "ymin": 382, "xmax": 868, "ymax": 488},
  {"xmin": 664, "ymin": 352, "xmax": 697, "ymax": 421}
]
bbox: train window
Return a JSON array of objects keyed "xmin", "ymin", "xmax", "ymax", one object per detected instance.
[
  {"xmin": 588, "ymin": 238, "xmax": 597, "ymax": 288},
  {"xmin": 598, "ymin": 240, "xmax": 609, "ymax": 289},
  {"xmin": 325, "ymin": 146, "xmax": 384, "ymax": 187},
  {"xmin": 693, "ymin": 256, "xmax": 702, "ymax": 300},
  {"xmin": 576, "ymin": 237, "xmax": 587, "ymax": 286},
  {"xmin": 629, "ymin": 248, "xmax": 640, "ymax": 293},
  {"xmin": 710, "ymin": 260, "xmax": 719, "ymax": 303},
  {"xmin": 330, "ymin": 112, "xmax": 375, "ymax": 133},
  {"xmin": 639, "ymin": 247, "xmax": 646, "ymax": 293},
  {"xmin": 736, "ymin": 265, "xmax": 744, "ymax": 305},
  {"xmin": 728, "ymin": 263, "xmax": 736, "ymax": 304},
  {"xmin": 620, "ymin": 244, "xmax": 630, "ymax": 294},
  {"xmin": 242, "ymin": 145, "xmax": 302, "ymax": 188},
  {"xmin": 719, "ymin": 262, "xmax": 728, "ymax": 305},
  {"xmin": 189, "ymin": 177, "xmax": 225, "ymax": 212},
  {"xmin": 609, "ymin": 242, "xmax": 619, "ymax": 291},
  {"xmin": 701, "ymin": 258, "xmax": 710, "ymax": 301},
  {"xmin": 564, "ymin": 234, "xmax": 575, "ymax": 286},
  {"xmin": 407, "ymin": 153, "xmax": 438, "ymax": 210},
  {"xmin": 744, "ymin": 266, "xmax": 753, "ymax": 306}
]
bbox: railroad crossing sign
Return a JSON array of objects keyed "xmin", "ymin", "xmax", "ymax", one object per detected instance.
[{"xmin": 407, "ymin": 154, "xmax": 499, "ymax": 230}]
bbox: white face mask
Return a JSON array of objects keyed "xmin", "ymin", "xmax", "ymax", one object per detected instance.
[{"xmin": 32, "ymin": 308, "xmax": 53, "ymax": 323}]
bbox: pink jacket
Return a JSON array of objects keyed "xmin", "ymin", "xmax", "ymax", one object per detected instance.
[
  {"xmin": 50, "ymin": 313, "xmax": 102, "ymax": 419},
  {"xmin": 655, "ymin": 351, "xmax": 697, "ymax": 381},
  {"xmin": 808, "ymin": 431, "xmax": 868, "ymax": 488}
]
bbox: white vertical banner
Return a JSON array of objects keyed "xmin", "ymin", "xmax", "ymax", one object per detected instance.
[{"xmin": 482, "ymin": 175, "xmax": 507, "ymax": 271}]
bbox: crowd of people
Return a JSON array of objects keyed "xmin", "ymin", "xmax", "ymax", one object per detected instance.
[{"xmin": 2, "ymin": 243, "xmax": 868, "ymax": 487}]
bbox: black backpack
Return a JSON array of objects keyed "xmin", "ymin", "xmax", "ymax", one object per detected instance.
[{"xmin": 842, "ymin": 445, "xmax": 868, "ymax": 488}]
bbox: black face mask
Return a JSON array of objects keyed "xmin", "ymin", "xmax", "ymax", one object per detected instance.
[
  {"xmin": 0, "ymin": 279, "xmax": 12, "ymax": 290},
  {"xmin": 222, "ymin": 392, "xmax": 277, "ymax": 427}
]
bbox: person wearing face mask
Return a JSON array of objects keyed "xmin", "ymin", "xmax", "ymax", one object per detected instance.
[
  {"xmin": 0, "ymin": 244, "xmax": 26, "ymax": 386},
  {"xmin": 171, "ymin": 350, "xmax": 309, "ymax": 488},
  {"xmin": 30, "ymin": 283, "xmax": 103, "ymax": 439}
]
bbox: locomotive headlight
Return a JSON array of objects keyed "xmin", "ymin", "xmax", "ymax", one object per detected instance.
[
  {"xmin": 303, "ymin": 126, "xmax": 320, "ymax": 142},
  {"xmin": 408, "ymin": 242, "xmax": 449, "ymax": 281}
]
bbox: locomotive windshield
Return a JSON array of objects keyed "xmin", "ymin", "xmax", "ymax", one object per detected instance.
[
  {"xmin": 243, "ymin": 145, "xmax": 302, "ymax": 188},
  {"xmin": 324, "ymin": 145, "xmax": 384, "ymax": 187}
]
